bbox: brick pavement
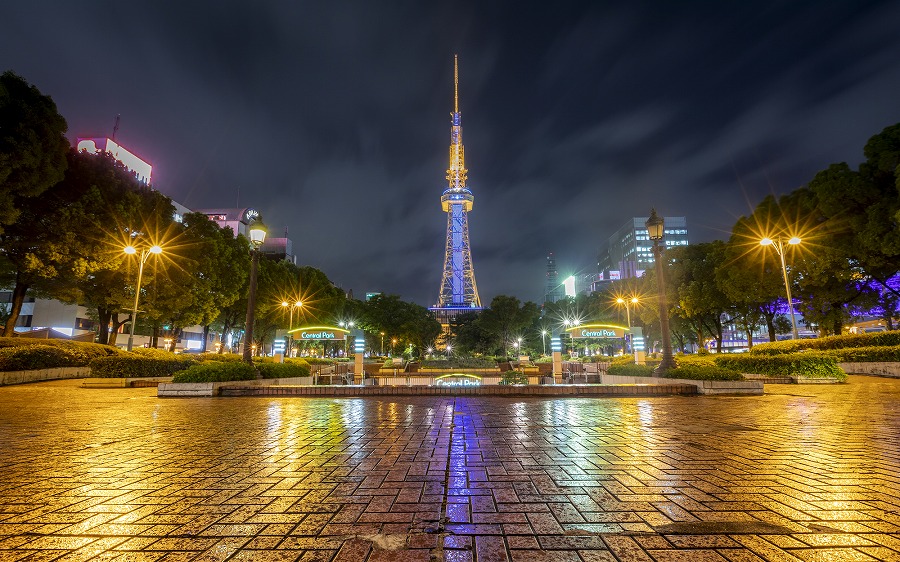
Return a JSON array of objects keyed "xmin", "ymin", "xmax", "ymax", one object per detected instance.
[{"xmin": 0, "ymin": 376, "xmax": 898, "ymax": 561}]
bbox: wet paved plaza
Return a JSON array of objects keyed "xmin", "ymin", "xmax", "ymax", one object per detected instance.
[{"xmin": 0, "ymin": 377, "xmax": 899, "ymax": 561}]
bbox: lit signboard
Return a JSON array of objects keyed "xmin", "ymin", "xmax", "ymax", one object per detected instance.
[
  {"xmin": 609, "ymin": 271, "xmax": 621, "ymax": 280},
  {"xmin": 435, "ymin": 374, "xmax": 482, "ymax": 386},
  {"xmin": 76, "ymin": 137, "xmax": 152, "ymax": 184},
  {"xmin": 566, "ymin": 324, "xmax": 628, "ymax": 339},
  {"xmin": 290, "ymin": 326, "xmax": 348, "ymax": 341}
]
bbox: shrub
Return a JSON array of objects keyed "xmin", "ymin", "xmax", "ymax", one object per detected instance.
[
  {"xmin": 421, "ymin": 357, "xmax": 497, "ymax": 369},
  {"xmin": 0, "ymin": 345, "xmax": 81, "ymax": 371},
  {"xmin": 607, "ymin": 363, "xmax": 654, "ymax": 377},
  {"xmin": 751, "ymin": 331, "xmax": 900, "ymax": 355},
  {"xmin": 674, "ymin": 353, "xmax": 718, "ymax": 368},
  {"xmin": 90, "ymin": 355, "xmax": 195, "ymax": 378},
  {"xmin": 0, "ymin": 338, "xmax": 121, "ymax": 371},
  {"xmin": 193, "ymin": 352, "xmax": 244, "ymax": 362},
  {"xmin": 304, "ymin": 357, "xmax": 336, "ymax": 365},
  {"xmin": 256, "ymin": 361, "xmax": 310, "ymax": 379},
  {"xmin": 665, "ymin": 364, "xmax": 742, "ymax": 381},
  {"xmin": 499, "ymin": 370, "xmax": 528, "ymax": 385},
  {"xmin": 827, "ymin": 346, "xmax": 900, "ymax": 362},
  {"xmin": 172, "ymin": 361, "xmax": 257, "ymax": 383},
  {"xmin": 714, "ymin": 353, "xmax": 846, "ymax": 380},
  {"xmin": 610, "ymin": 355, "xmax": 636, "ymax": 366}
]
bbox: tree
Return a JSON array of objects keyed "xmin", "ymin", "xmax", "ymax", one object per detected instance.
[
  {"xmin": 474, "ymin": 295, "xmax": 539, "ymax": 358},
  {"xmin": 0, "ymin": 71, "xmax": 69, "ymax": 234},
  {"xmin": 39, "ymin": 150, "xmax": 178, "ymax": 344}
]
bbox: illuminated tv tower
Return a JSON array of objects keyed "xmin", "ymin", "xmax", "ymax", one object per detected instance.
[{"xmin": 434, "ymin": 55, "xmax": 482, "ymax": 315}]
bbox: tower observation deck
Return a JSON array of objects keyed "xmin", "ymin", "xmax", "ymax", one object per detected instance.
[{"xmin": 433, "ymin": 55, "xmax": 482, "ymax": 318}]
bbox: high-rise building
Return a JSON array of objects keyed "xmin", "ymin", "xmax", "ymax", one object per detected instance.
[
  {"xmin": 431, "ymin": 56, "xmax": 482, "ymax": 326},
  {"xmin": 598, "ymin": 216, "xmax": 689, "ymax": 280},
  {"xmin": 544, "ymin": 253, "xmax": 563, "ymax": 303}
]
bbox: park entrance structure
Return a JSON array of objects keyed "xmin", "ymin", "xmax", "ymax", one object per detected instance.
[{"xmin": 431, "ymin": 55, "xmax": 482, "ymax": 331}]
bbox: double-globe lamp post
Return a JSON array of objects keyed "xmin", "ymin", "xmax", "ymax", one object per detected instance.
[
  {"xmin": 282, "ymin": 300, "xmax": 303, "ymax": 357},
  {"xmin": 761, "ymin": 236, "xmax": 801, "ymax": 340},
  {"xmin": 243, "ymin": 220, "xmax": 267, "ymax": 364},
  {"xmin": 124, "ymin": 243, "xmax": 163, "ymax": 352},
  {"xmin": 616, "ymin": 296, "xmax": 638, "ymax": 354},
  {"xmin": 646, "ymin": 209, "xmax": 676, "ymax": 374}
]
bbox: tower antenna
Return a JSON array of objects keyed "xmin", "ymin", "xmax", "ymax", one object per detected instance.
[
  {"xmin": 112, "ymin": 114, "xmax": 120, "ymax": 141},
  {"xmin": 454, "ymin": 54, "xmax": 459, "ymax": 113}
]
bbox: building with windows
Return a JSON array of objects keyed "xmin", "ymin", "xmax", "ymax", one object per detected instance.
[{"xmin": 597, "ymin": 216, "xmax": 689, "ymax": 280}]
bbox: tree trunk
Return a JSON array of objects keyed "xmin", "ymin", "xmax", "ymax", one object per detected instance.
[
  {"xmin": 746, "ymin": 324, "xmax": 754, "ymax": 350},
  {"xmin": 96, "ymin": 307, "xmax": 112, "ymax": 345},
  {"xmin": 109, "ymin": 312, "xmax": 131, "ymax": 345},
  {"xmin": 2, "ymin": 276, "xmax": 30, "ymax": 337},
  {"xmin": 202, "ymin": 325, "xmax": 210, "ymax": 352}
]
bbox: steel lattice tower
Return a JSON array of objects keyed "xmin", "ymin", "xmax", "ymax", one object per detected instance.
[{"xmin": 435, "ymin": 55, "xmax": 482, "ymax": 311}]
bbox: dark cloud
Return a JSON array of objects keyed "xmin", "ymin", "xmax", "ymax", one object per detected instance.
[{"xmin": 3, "ymin": 1, "xmax": 900, "ymax": 306}]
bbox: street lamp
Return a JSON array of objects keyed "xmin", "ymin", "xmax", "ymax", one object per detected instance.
[
  {"xmin": 380, "ymin": 332, "xmax": 385, "ymax": 356},
  {"xmin": 646, "ymin": 209, "xmax": 676, "ymax": 374},
  {"xmin": 124, "ymin": 243, "xmax": 163, "ymax": 352},
  {"xmin": 761, "ymin": 236, "xmax": 802, "ymax": 340},
  {"xmin": 391, "ymin": 338, "xmax": 397, "ymax": 356},
  {"xmin": 541, "ymin": 330, "xmax": 547, "ymax": 356},
  {"xmin": 446, "ymin": 344, "xmax": 452, "ymax": 358},
  {"xmin": 282, "ymin": 300, "xmax": 302, "ymax": 357},
  {"xmin": 616, "ymin": 296, "xmax": 639, "ymax": 355},
  {"xmin": 339, "ymin": 320, "xmax": 354, "ymax": 356},
  {"xmin": 243, "ymin": 219, "xmax": 267, "ymax": 364}
]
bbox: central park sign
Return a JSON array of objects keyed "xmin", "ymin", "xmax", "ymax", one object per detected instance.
[
  {"xmin": 565, "ymin": 324, "xmax": 628, "ymax": 339},
  {"xmin": 289, "ymin": 326, "xmax": 348, "ymax": 341}
]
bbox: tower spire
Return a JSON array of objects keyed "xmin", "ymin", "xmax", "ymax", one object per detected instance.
[{"xmin": 454, "ymin": 54, "xmax": 459, "ymax": 114}]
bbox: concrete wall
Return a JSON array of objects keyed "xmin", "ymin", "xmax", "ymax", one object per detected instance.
[
  {"xmin": 600, "ymin": 373, "xmax": 763, "ymax": 395},
  {"xmin": 839, "ymin": 362, "xmax": 900, "ymax": 378},
  {"xmin": 0, "ymin": 367, "xmax": 91, "ymax": 386}
]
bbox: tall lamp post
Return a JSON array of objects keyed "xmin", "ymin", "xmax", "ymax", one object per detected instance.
[
  {"xmin": 616, "ymin": 296, "xmax": 639, "ymax": 355},
  {"xmin": 124, "ymin": 243, "xmax": 163, "ymax": 352},
  {"xmin": 761, "ymin": 236, "xmax": 801, "ymax": 340},
  {"xmin": 646, "ymin": 209, "xmax": 676, "ymax": 373},
  {"xmin": 282, "ymin": 300, "xmax": 302, "ymax": 356},
  {"xmin": 541, "ymin": 330, "xmax": 547, "ymax": 356},
  {"xmin": 243, "ymin": 220, "xmax": 267, "ymax": 364},
  {"xmin": 380, "ymin": 332, "xmax": 385, "ymax": 356},
  {"xmin": 339, "ymin": 320, "xmax": 355, "ymax": 356}
]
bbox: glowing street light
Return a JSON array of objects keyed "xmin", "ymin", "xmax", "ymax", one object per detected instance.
[
  {"xmin": 541, "ymin": 330, "xmax": 547, "ymax": 356},
  {"xmin": 646, "ymin": 209, "xmax": 676, "ymax": 374},
  {"xmin": 243, "ymin": 219, "xmax": 267, "ymax": 364},
  {"xmin": 380, "ymin": 332, "xmax": 385, "ymax": 356},
  {"xmin": 282, "ymin": 300, "xmax": 302, "ymax": 357},
  {"xmin": 615, "ymin": 296, "xmax": 639, "ymax": 328},
  {"xmin": 761, "ymin": 236, "xmax": 802, "ymax": 340},
  {"xmin": 124, "ymin": 243, "xmax": 162, "ymax": 352}
]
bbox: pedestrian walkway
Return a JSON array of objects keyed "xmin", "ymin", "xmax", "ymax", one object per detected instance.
[{"xmin": 0, "ymin": 376, "xmax": 898, "ymax": 560}]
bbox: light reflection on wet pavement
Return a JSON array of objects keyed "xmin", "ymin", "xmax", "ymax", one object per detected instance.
[{"xmin": 0, "ymin": 376, "xmax": 898, "ymax": 560}]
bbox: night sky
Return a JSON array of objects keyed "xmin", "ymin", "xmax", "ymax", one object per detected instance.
[{"xmin": 3, "ymin": 2, "xmax": 900, "ymax": 306}]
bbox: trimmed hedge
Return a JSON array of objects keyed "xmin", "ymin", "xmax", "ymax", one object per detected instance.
[
  {"xmin": 257, "ymin": 362, "xmax": 310, "ymax": 379},
  {"xmin": 172, "ymin": 361, "xmax": 257, "ymax": 383},
  {"xmin": 751, "ymin": 332, "xmax": 900, "ymax": 355},
  {"xmin": 193, "ymin": 352, "xmax": 245, "ymax": 362},
  {"xmin": 0, "ymin": 340, "xmax": 121, "ymax": 371},
  {"xmin": 421, "ymin": 357, "xmax": 498, "ymax": 369},
  {"xmin": 499, "ymin": 370, "xmax": 528, "ymax": 385},
  {"xmin": 607, "ymin": 363, "xmax": 654, "ymax": 377},
  {"xmin": 90, "ymin": 355, "xmax": 195, "ymax": 378},
  {"xmin": 822, "ymin": 346, "xmax": 900, "ymax": 362},
  {"xmin": 714, "ymin": 353, "xmax": 846, "ymax": 380},
  {"xmin": 666, "ymin": 364, "xmax": 742, "ymax": 381}
]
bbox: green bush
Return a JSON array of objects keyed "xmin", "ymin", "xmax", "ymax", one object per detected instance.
[
  {"xmin": 90, "ymin": 355, "xmax": 195, "ymax": 378},
  {"xmin": 172, "ymin": 361, "xmax": 257, "ymax": 383},
  {"xmin": 499, "ymin": 370, "xmax": 528, "ymax": 385},
  {"xmin": 0, "ymin": 338, "xmax": 121, "ymax": 371},
  {"xmin": 304, "ymin": 357, "xmax": 336, "ymax": 365},
  {"xmin": 666, "ymin": 364, "xmax": 742, "ymax": 381},
  {"xmin": 610, "ymin": 355, "xmax": 636, "ymax": 366},
  {"xmin": 192, "ymin": 352, "xmax": 244, "ymax": 362},
  {"xmin": 821, "ymin": 346, "xmax": 900, "ymax": 362},
  {"xmin": 674, "ymin": 353, "xmax": 718, "ymax": 367},
  {"xmin": 256, "ymin": 361, "xmax": 310, "ymax": 379},
  {"xmin": 607, "ymin": 363, "xmax": 655, "ymax": 377},
  {"xmin": 751, "ymin": 332, "xmax": 900, "ymax": 355},
  {"xmin": 421, "ymin": 357, "xmax": 497, "ymax": 369},
  {"xmin": 714, "ymin": 353, "xmax": 846, "ymax": 380}
]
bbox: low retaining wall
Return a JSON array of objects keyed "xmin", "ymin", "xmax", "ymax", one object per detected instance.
[
  {"xmin": 215, "ymin": 383, "xmax": 698, "ymax": 398},
  {"xmin": 839, "ymin": 362, "xmax": 900, "ymax": 378},
  {"xmin": 82, "ymin": 376, "xmax": 173, "ymax": 388},
  {"xmin": 0, "ymin": 366, "xmax": 91, "ymax": 386},
  {"xmin": 600, "ymin": 373, "xmax": 763, "ymax": 395},
  {"xmin": 159, "ymin": 376, "xmax": 314, "ymax": 397}
]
